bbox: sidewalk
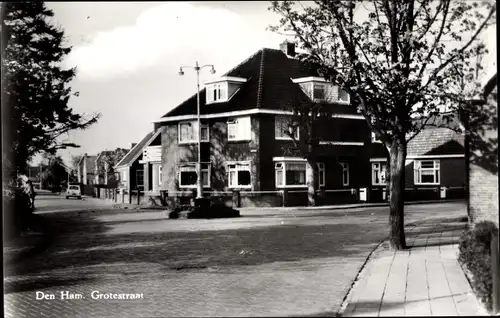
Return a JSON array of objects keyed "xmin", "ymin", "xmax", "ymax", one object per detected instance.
[{"xmin": 338, "ymin": 216, "xmax": 488, "ymax": 316}]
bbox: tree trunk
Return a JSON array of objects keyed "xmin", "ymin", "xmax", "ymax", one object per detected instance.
[
  {"xmin": 306, "ymin": 159, "xmax": 317, "ymax": 206},
  {"xmin": 388, "ymin": 141, "xmax": 407, "ymax": 250}
]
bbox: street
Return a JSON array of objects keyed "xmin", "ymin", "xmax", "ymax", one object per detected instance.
[{"xmin": 4, "ymin": 195, "xmax": 467, "ymax": 317}]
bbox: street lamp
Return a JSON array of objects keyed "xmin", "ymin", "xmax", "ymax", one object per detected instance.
[{"xmin": 179, "ymin": 62, "xmax": 216, "ymax": 200}]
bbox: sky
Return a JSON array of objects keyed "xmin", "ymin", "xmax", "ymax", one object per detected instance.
[
  {"xmin": 33, "ymin": 1, "xmax": 496, "ymax": 167},
  {"xmin": 39, "ymin": 1, "xmax": 286, "ymax": 166}
]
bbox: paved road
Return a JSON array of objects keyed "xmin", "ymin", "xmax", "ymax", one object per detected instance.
[
  {"xmin": 4, "ymin": 198, "xmax": 466, "ymax": 317},
  {"xmin": 34, "ymin": 192, "xmax": 116, "ymax": 213}
]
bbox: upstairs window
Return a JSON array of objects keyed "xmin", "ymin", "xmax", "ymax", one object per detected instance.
[
  {"xmin": 206, "ymin": 83, "xmax": 227, "ymax": 104},
  {"xmin": 338, "ymin": 88, "xmax": 350, "ymax": 103},
  {"xmin": 371, "ymin": 132, "xmax": 382, "ymax": 143},
  {"xmin": 313, "ymin": 82, "xmax": 326, "ymax": 101},
  {"xmin": 227, "ymin": 116, "xmax": 252, "ymax": 141},
  {"xmin": 178, "ymin": 121, "xmax": 209, "ymax": 144},
  {"xmin": 275, "ymin": 115, "xmax": 299, "ymax": 140}
]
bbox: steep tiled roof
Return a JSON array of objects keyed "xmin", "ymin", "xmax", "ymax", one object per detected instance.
[
  {"xmin": 160, "ymin": 48, "xmax": 357, "ymax": 118},
  {"xmin": 407, "ymin": 128, "xmax": 464, "ymax": 157},
  {"xmin": 115, "ymin": 130, "xmax": 160, "ymax": 168}
]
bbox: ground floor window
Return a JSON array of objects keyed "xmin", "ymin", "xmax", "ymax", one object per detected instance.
[
  {"xmin": 178, "ymin": 163, "xmax": 211, "ymax": 188},
  {"xmin": 228, "ymin": 162, "xmax": 251, "ymax": 188},
  {"xmin": 372, "ymin": 162, "xmax": 387, "ymax": 185},
  {"xmin": 275, "ymin": 161, "xmax": 325, "ymax": 188},
  {"xmin": 158, "ymin": 165, "xmax": 162, "ymax": 186},
  {"xmin": 414, "ymin": 160, "xmax": 440, "ymax": 185},
  {"xmin": 136, "ymin": 170, "xmax": 144, "ymax": 190},
  {"xmin": 340, "ymin": 163, "xmax": 349, "ymax": 186}
]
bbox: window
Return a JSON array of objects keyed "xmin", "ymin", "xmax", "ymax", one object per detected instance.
[
  {"xmin": 275, "ymin": 116, "xmax": 299, "ymax": 140},
  {"xmin": 414, "ymin": 160, "xmax": 440, "ymax": 185},
  {"xmin": 340, "ymin": 163, "xmax": 349, "ymax": 186},
  {"xmin": 338, "ymin": 88, "xmax": 350, "ymax": 103},
  {"xmin": 206, "ymin": 83, "xmax": 227, "ymax": 104},
  {"xmin": 122, "ymin": 170, "xmax": 127, "ymax": 182},
  {"xmin": 313, "ymin": 82, "xmax": 326, "ymax": 100},
  {"xmin": 179, "ymin": 163, "xmax": 211, "ymax": 188},
  {"xmin": 136, "ymin": 170, "xmax": 144, "ymax": 190},
  {"xmin": 317, "ymin": 163, "xmax": 325, "ymax": 187},
  {"xmin": 158, "ymin": 165, "xmax": 162, "ymax": 185},
  {"xmin": 178, "ymin": 121, "xmax": 209, "ymax": 143},
  {"xmin": 227, "ymin": 116, "xmax": 251, "ymax": 141},
  {"xmin": 228, "ymin": 162, "xmax": 252, "ymax": 188},
  {"xmin": 371, "ymin": 132, "xmax": 382, "ymax": 143},
  {"xmin": 372, "ymin": 162, "xmax": 387, "ymax": 185},
  {"xmin": 275, "ymin": 161, "xmax": 325, "ymax": 188}
]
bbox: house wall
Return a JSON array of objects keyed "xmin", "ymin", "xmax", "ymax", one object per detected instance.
[{"xmin": 467, "ymin": 86, "xmax": 498, "ymax": 226}]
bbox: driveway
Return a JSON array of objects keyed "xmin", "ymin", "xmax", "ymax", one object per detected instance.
[{"xmin": 4, "ymin": 201, "xmax": 466, "ymax": 317}]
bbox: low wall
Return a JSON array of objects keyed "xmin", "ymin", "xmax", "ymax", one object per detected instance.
[{"xmin": 369, "ymin": 186, "xmax": 466, "ymax": 202}]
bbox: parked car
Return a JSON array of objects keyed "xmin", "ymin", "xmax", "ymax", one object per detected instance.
[{"xmin": 66, "ymin": 184, "xmax": 82, "ymax": 200}]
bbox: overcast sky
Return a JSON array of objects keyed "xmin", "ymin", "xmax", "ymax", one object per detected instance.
[
  {"xmin": 39, "ymin": 1, "xmax": 286, "ymax": 166},
  {"xmin": 34, "ymin": 1, "xmax": 495, "ymax": 167}
]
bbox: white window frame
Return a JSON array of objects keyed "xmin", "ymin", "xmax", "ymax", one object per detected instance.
[
  {"xmin": 312, "ymin": 82, "xmax": 326, "ymax": 101},
  {"xmin": 337, "ymin": 87, "xmax": 350, "ymax": 104},
  {"xmin": 275, "ymin": 161, "xmax": 307, "ymax": 188},
  {"xmin": 275, "ymin": 115, "xmax": 300, "ymax": 140},
  {"xmin": 372, "ymin": 162, "xmax": 387, "ymax": 186},
  {"xmin": 227, "ymin": 161, "xmax": 252, "ymax": 189},
  {"xmin": 206, "ymin": 83, "xmax": 228, "ymax": 104},
  {"xmin": 371, "ymin": 132, "xmax": 382, "ymax": 143},
  {"xmin": 178, "ymin": 163, "xmax": 211, "ymax": 189},
  {"xmin": 340, "ymin": 162, "xmax": 350, "ymax": 186},
  {"xmin": 227, "ymin": 116, "xmax": 252, "ymax": 141},
  {"xmin": 178, "ymin": 121, "xmax": 209, "ymax": 144},
  {"xmin": 158, "ymin": 165, "xmax": 162, "ymax": 186},
  {"xmin": 317, "ymin": 163, "xmax": 325, "ymax": 187},
  {"xmin": 414, "ymin": 160, "xmax": 440, "ymax": 185}
]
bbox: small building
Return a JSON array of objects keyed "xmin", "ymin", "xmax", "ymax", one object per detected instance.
[
  {"xmin": 369, "ymin": 115, "xmax": 466, "ymax": 202},
  {"xmin": 114, "ymin": 129, "xmax": 162, "ymax": 203}
]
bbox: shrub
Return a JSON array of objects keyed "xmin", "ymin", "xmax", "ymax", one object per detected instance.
[
  {"xmin": 3, "ymin": 186, "xmax": 34, "ymax": 239},
  {"xmin": 168, "ymin": 202, "xmax": 240, "ymax": 219},
  {"xmin": 458, "ymin": 220, "xmax": 499, "ymax": 312}
]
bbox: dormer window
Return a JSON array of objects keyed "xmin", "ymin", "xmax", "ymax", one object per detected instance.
[
  {"xmin": 313, "ymin": 82, "xmax": 326, "ymax": 101},
  {"xmin": 292, "ymin": 77, "xmax": 350, "ymax": 104},
  {"xmin": 207, "ymin": 83, "xmax": 227, "ymax": 104},
  {"xmin": 205, "ymin": 76, "xmax": 247, "ymax": 105}
]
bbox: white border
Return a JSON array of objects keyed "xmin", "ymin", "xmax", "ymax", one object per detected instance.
[{"xmin": 153, "ymin": 108, "xmax": 365, "ymax": 123}]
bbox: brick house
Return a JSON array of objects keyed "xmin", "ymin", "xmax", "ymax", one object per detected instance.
[
  {"xmin": 463, "ymin": 73, "xmax": 498, "ymax": 226},
  {"xmin": 369, "ymin": 114, "xmax": 466, "ymax": 202},
  {"xmin": 152, "ymin": 42, "xmax": 375, "ymax": 207}
]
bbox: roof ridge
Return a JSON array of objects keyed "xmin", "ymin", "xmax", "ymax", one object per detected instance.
[
  {"xmin": 222, "ymin": 48, "xmax": 264, "ymax": 77},
  {"xmin": 256, "ymin": 49, "xmax": 266, "ymax": 108}
]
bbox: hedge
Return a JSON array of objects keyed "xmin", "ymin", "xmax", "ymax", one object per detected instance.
[
  {"xmin": 458, "ymin": 220, "xmax": 498, "ymax": 313},
  {"xmin": 3, "ymin": 187, "xmax": 34, "ymax": 239}
]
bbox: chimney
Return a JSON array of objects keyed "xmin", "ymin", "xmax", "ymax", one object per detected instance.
[
  {"xmin": 131, "ymin": 143, "xmax": 137, "ymax": 149},
  {"xmin": 280, "ymin": 41, "xmax": 296, "ymax": 57}
]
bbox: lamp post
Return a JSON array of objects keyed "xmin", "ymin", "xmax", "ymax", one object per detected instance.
[{"xmin": 179, "ymin": 62, "xmax": 216, "ymax": 200}]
